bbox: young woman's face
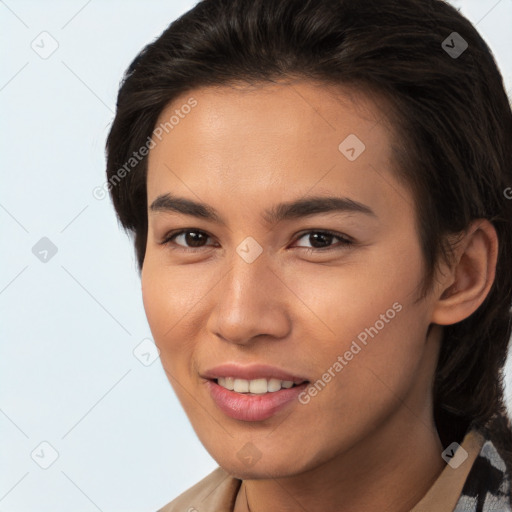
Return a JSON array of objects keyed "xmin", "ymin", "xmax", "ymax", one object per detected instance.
[{"xmin": 142, "ymin": 81, "xmax": 442, "ymax": 478}]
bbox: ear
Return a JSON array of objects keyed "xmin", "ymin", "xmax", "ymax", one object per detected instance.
[{"xmin": 431, "ymin": 219, "xmax": 498, "ymax": 326}]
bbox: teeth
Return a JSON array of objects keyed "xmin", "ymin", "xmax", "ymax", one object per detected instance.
[
  {"xmin": 249, "ymin": 378, "xmax": 267, "ymax": 394},
  {"xmin": 234, "ymin": 378, "xmax": 249, "ymax": 393},
  {"xmin": 223, "ymin": 377, "xmax": 235, "ymax": 390},
  {"xmin": 267, "ymin": 378, "xmax": 282, "ymax": 392},
  {"xmin": 217, "ymin": 377, "xmax": 298, "ymax": 394}
]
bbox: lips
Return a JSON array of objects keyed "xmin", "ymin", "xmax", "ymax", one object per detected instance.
[
  {"xmin": 205, "ymin": 379, "xmax": 309, "ymax": 421},
  {"xmin": 201, "ymin": 363, "xmax": 310, "ymax": 421},
  {"xmin": 201, "ymin": 363, "xmax": 309, "ymax": 384}
]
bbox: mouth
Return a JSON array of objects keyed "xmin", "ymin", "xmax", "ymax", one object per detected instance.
[
  {"xmin": 211, "ymin": 376, "xmax": 308, "ymax": 395},
  {"xmin": 201, "ymin": 363, "xmax": 311, "ymax": 421},
  {"xmin": 201, "ymin": 363, "xmax": 309, "ymax": 387},
  {"xmin": 204, "ymin": 377, "xmax": 310, "ymax": 421}
]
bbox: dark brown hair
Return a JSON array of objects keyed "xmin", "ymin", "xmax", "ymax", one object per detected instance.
[{"xmin": 105, "ymin": 0, "xmax": 512, "ymax": 469}]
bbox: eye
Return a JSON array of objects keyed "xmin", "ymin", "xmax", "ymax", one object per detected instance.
[
  {"xmin": 160, "ymin": 229, "xmax": 215, "ymax": 250},
  {"xmin": 292, "ymin": 230, "xmax": 353, "ymax": 251},
  {"xmin": 159, "ymin": 228, "xmax": 353, "ymax": 253}
]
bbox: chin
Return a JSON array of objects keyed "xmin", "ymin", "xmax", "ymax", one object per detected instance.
[
  {"xmin": 210, "ymin": 446, "xmax": 310, "ymax": 480},
  {"xmin": 222, "ymin": 461, "xmax": 298, "ymax": 481}
]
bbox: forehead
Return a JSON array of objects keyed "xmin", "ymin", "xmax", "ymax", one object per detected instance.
[
  {"xmin": 146, "ymin": 80, "xmax": 411, "ymax": 220},
  {"xmin": 151, "ymin": 80, "xmax": 388, "ymax": 152}
]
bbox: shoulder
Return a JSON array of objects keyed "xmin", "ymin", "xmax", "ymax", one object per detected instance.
[
  {"xmin": 456, "ymin": 431, "xmax": 512, "ymax": 511},
  {"xmin": 157, "ymin": 466, "xmax": 242, "ymax": 512}
]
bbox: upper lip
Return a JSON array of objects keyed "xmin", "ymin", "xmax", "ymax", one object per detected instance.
[{"xmin": 202, "ymin": 363, "xmax": 309, "ymax": 384}]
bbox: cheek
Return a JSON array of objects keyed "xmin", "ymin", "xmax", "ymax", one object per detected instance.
[
  {"xmin": 291, "ymin": 243, "xmax": 423, "ymax": 343},
  {"xmin": 141, "ymin": 264, "xmax": 169, "ymax": 341},
  {"xmin": 141, "ymin": 252, "xmax": 209, "ymax": 327},
  {"xmin": 295, "ymin": 240, "xmax": 428, "ymax": 392},
  {"xmin": 140, "ymin": 261, "xmax": 201, "ymax": 363}
]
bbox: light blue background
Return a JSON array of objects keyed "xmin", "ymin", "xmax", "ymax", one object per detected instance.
[{"xmin": 1, "ymin": 1, "xmax": 511, "ymax": 510}]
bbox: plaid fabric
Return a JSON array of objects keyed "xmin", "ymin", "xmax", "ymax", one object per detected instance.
[{"xmin": 454, "ymin": 436, "xmax": 511, "ymax": 512}]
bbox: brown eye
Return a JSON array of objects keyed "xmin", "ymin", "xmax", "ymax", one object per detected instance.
[
  {"xmin": 304, "ymin": 232, "xmax": 335, "ymax": 249},
  {"xmin": 161, "ymin": 229, "xmax": 213, "ymax": 249},
  {"xmin": 293, "ymin": 230, "xmax": 353, "ymax": 251}
]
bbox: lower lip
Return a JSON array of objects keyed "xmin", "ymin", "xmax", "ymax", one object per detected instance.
[{"xmin": 206, "ymin": 380, "xmax": 309, "ymax": 421}]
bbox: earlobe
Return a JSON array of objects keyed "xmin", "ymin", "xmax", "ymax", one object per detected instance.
[{"xmin": 431, "ymin": 220, "xmax": 498, "ymax": 326}]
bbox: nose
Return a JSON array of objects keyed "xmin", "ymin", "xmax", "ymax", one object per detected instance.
[{"xmin": 206, "ymin": 249, "xmax": 292, "ymax": 345}]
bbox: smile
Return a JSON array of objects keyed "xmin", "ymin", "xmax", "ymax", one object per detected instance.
[
  {"xmin": 206, "ymin": 379, "xmax": 309, "ymax": 421},
  {"xmin": 216, "ymin": 377, "xmax": 305, "ymax": 394}
]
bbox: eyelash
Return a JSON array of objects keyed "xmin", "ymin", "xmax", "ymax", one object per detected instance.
[{"xmin": 159, "ymin": 228, "xmax": 354, "ymax": 253}]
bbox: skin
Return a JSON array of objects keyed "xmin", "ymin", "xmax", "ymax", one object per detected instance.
[{"xmin": 141, "ymin": 80, "xmax": 498, "ymax": 512}]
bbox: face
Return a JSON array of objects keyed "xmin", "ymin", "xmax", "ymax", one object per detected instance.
[{"xmin": 142, "ymin": 80, "xmax": 441, "ymax": 479}]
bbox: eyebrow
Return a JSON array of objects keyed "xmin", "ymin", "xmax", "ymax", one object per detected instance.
[{"xmin": 149, "ymin": 193, "xmax": 376, "ymax": 225}]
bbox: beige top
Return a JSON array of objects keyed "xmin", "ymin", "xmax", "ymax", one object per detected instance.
[{"xmin": 158, "ymin": 429, "xmax": 484, "ymax": 512}]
